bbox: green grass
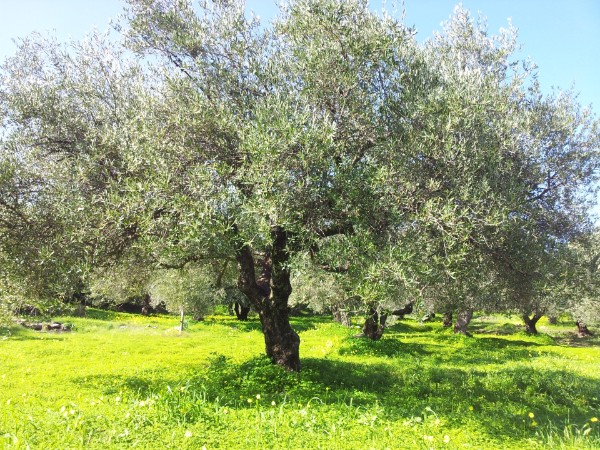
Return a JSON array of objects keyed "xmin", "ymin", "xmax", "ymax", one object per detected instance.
[{"xmin": 0, "ymin": 311, "xmax": 598, "ymax": 449}]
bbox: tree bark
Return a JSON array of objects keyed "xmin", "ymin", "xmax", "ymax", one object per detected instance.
[
  {"xmin": 362, "ymin": 306, "xmax": 387, "ymax": 340},
  {"xmin": 235, "ymin": 225, "xmax": 300, "ymax": 371},
  {"xmin": 392, "ymin": 301, "xmax": 413, "ymax": 319},
  {"xmin": 576, "ymin": 321, "xmax": 593, "ymax": 337},
  {"xmin": 522, "ymin": 312, "xmax": 543, "ymax": 335},
  {"xmin": 453, "ymin": 309, "xmax": 473, "ymax": 336},
  {"xmin": 233, "ymin": 302, "xmax": 250, "ymax": 321},
  {"xmin": 443, "ymin": 311, "xmax": 453, "ymax": 327}
]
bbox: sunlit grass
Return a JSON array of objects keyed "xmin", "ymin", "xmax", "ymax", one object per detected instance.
[{"xmin": 0, "ymin": 310, "xmax": 598, "ymax": 449}]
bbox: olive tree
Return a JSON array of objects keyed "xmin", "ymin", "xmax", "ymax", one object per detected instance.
[
  {"xmin": 0, "ymin": 29, "xmax": 150, "ymax": 302},
  {"xmin": 408, "ymin": 7, "xmax": 599, "ymax": 335},
  {"xmin": 563, "ymin": 230, "xmax": 600, "ymax": 336},
  {"xmin": 113, "ymin": 0, "xmax": 429, "ymax": 368}
]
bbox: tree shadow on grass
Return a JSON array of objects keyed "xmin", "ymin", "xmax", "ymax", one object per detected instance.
[
  {"xmin": 74, "ymin": 352, "xmax": 600, "ymax": 445},
  {"xmin": 1, "ymin": 325, "xmax": 69, "ymax": 341},
  {"xmin": 335, "ymin": 331, "xmax": 547, "ymax": 368},
  {"xmin": 74, "ymin": 368, "xmax": 180, "ymax": 397},
  {"xmin": 74, "ymin": 355, "xmax": 401, "ymax": 407},
  {"xmin": 553, "ymin": 331, "xmax": 600, "ymax": 348},
  {"xmin": 205, "ymin": 316, "xmax": 324, "ymax": 334},
  {"xmin": 291, "ymin": 315, "xmax": 333, "ymax": 331},
  {"xmin": 475, "ymin": 335, "xmax": 544, "ymax": 347},
  {"xmin": 216, "ymin": 319, "xmax": 263, "ymax": 333},
  {"xmin": 338, "ymin": 336, "xmax": 433, "ymax": 358},
  {"xmin": 470, "ymin": 321, "xmax": 523, "ymax": 335},
  {"xmin": 386, "ymin": 321, "xmax": 435, "ymax": 334},
  {"xmin": 84, "ymin": 309, "xmax": 121, "ymax": 321}
]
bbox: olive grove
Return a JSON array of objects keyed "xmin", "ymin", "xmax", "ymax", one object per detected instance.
[{"xmin": 0, "ymin": 0, "xmax": 598, "ymax": 370}]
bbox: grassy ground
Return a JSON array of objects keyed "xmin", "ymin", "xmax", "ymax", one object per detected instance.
[{"xmin": 0, "ymin": 311, "xmax": 598, "ymax": 449}]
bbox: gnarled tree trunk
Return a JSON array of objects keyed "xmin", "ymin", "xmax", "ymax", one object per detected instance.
[
  {"xmin": 392, "ymin": 301, "xmax": 413, "ymax": 319},
  {"xmin": 235, "ymin": 225, "xmax": 300, "ymax": 371},
  {"xmin": 522, "ymin": 312, "xmax": 543, "ymax": 335},
  {"xmin": 453, "ymin": 309, "xmax": 473, "ymax": 336},
  {"xmin": 260, "ymin": 226, "xmax": 300, "ymax": 370},
  {"xmin": 443, "ymin": 311, "xmax": 453, "ymax": 327},
  {"xmin": 362, "ymin": 305, "xmax": 387, "ymax": 340},
  {"xmin": 576, "ymin": 321, "xmax": 593, "ymax": 337}
]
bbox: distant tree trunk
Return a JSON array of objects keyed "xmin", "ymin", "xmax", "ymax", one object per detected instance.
[
  {"xmin": 332, "ymin": 305, "xmax": 351, "ymax": 327},
  {"xmin": 453, "ymin": 309, "xmax": 473, "ymax": 336},
  {"xmin": 576, "ymin": 321, "xmax": 593, "ymax": 337},
  {"xmin": 392, "ymin": 301, "xmax": 413, "ymax": 319},
  {"xmin": 547, "ymin": 316, "xmax": 557, "ymax": 325},
  {"xmin": 443, "ymin": 311, "xmax": 453, "ymax": 327},
  {"xmin": 234, "ymin": 302, "xmax": 250, "ymax": 321},
  {"xmin": 141, "ymin": 294, "xmax": 152, "ymax": 316},
  {"xmin": 179, "ymin": 307, "xmax": 185, "ymax": 334},
  {"xmin": 235, "ymin": 225, "xmax": 300, "ymax": 371},
  {"xmin": 522, "ymin": 312, "xmax": 543, "ymax": 334},
  {"xmin": 362, "ymin": 305, "xmax": 387, "ymax": 340}
]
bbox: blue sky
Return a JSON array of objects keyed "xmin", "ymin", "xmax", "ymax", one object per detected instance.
[{"xmin": 1, "ymin": 0, "xmax": 598, "ymax": 114}]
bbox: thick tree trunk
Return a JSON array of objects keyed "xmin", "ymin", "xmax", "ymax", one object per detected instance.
[
  {"xmin": 258, "ymin": 303, "xmax": 300, "ymax": 371},
  {"xmin": 576, "ymin": 321, "xmax": 593, "ymax": 337},
  {"xmin": 453, "ymin": 309, "xmax": 473, "ymax": 336},
  {"xmin": 234, "ymin": 302, "xmax": 250, "ymax": 321},
  {"xmin": 260, "ymin": 226, "xmax": 300, "ymax": 370},
  {"xmin": 443, "ymin": 311, "xmax": 453, "ymax": 327},
  {"xmin": 522, "ymin": 312, "xmax": 543, "ymax": 335},
  {"xmin": 235, "ymin": 225, "xmax": 300, "ymax": 371},
  {"xmin": 362, "ymin": 306, "xmax": 387, "ymax": 340}
]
